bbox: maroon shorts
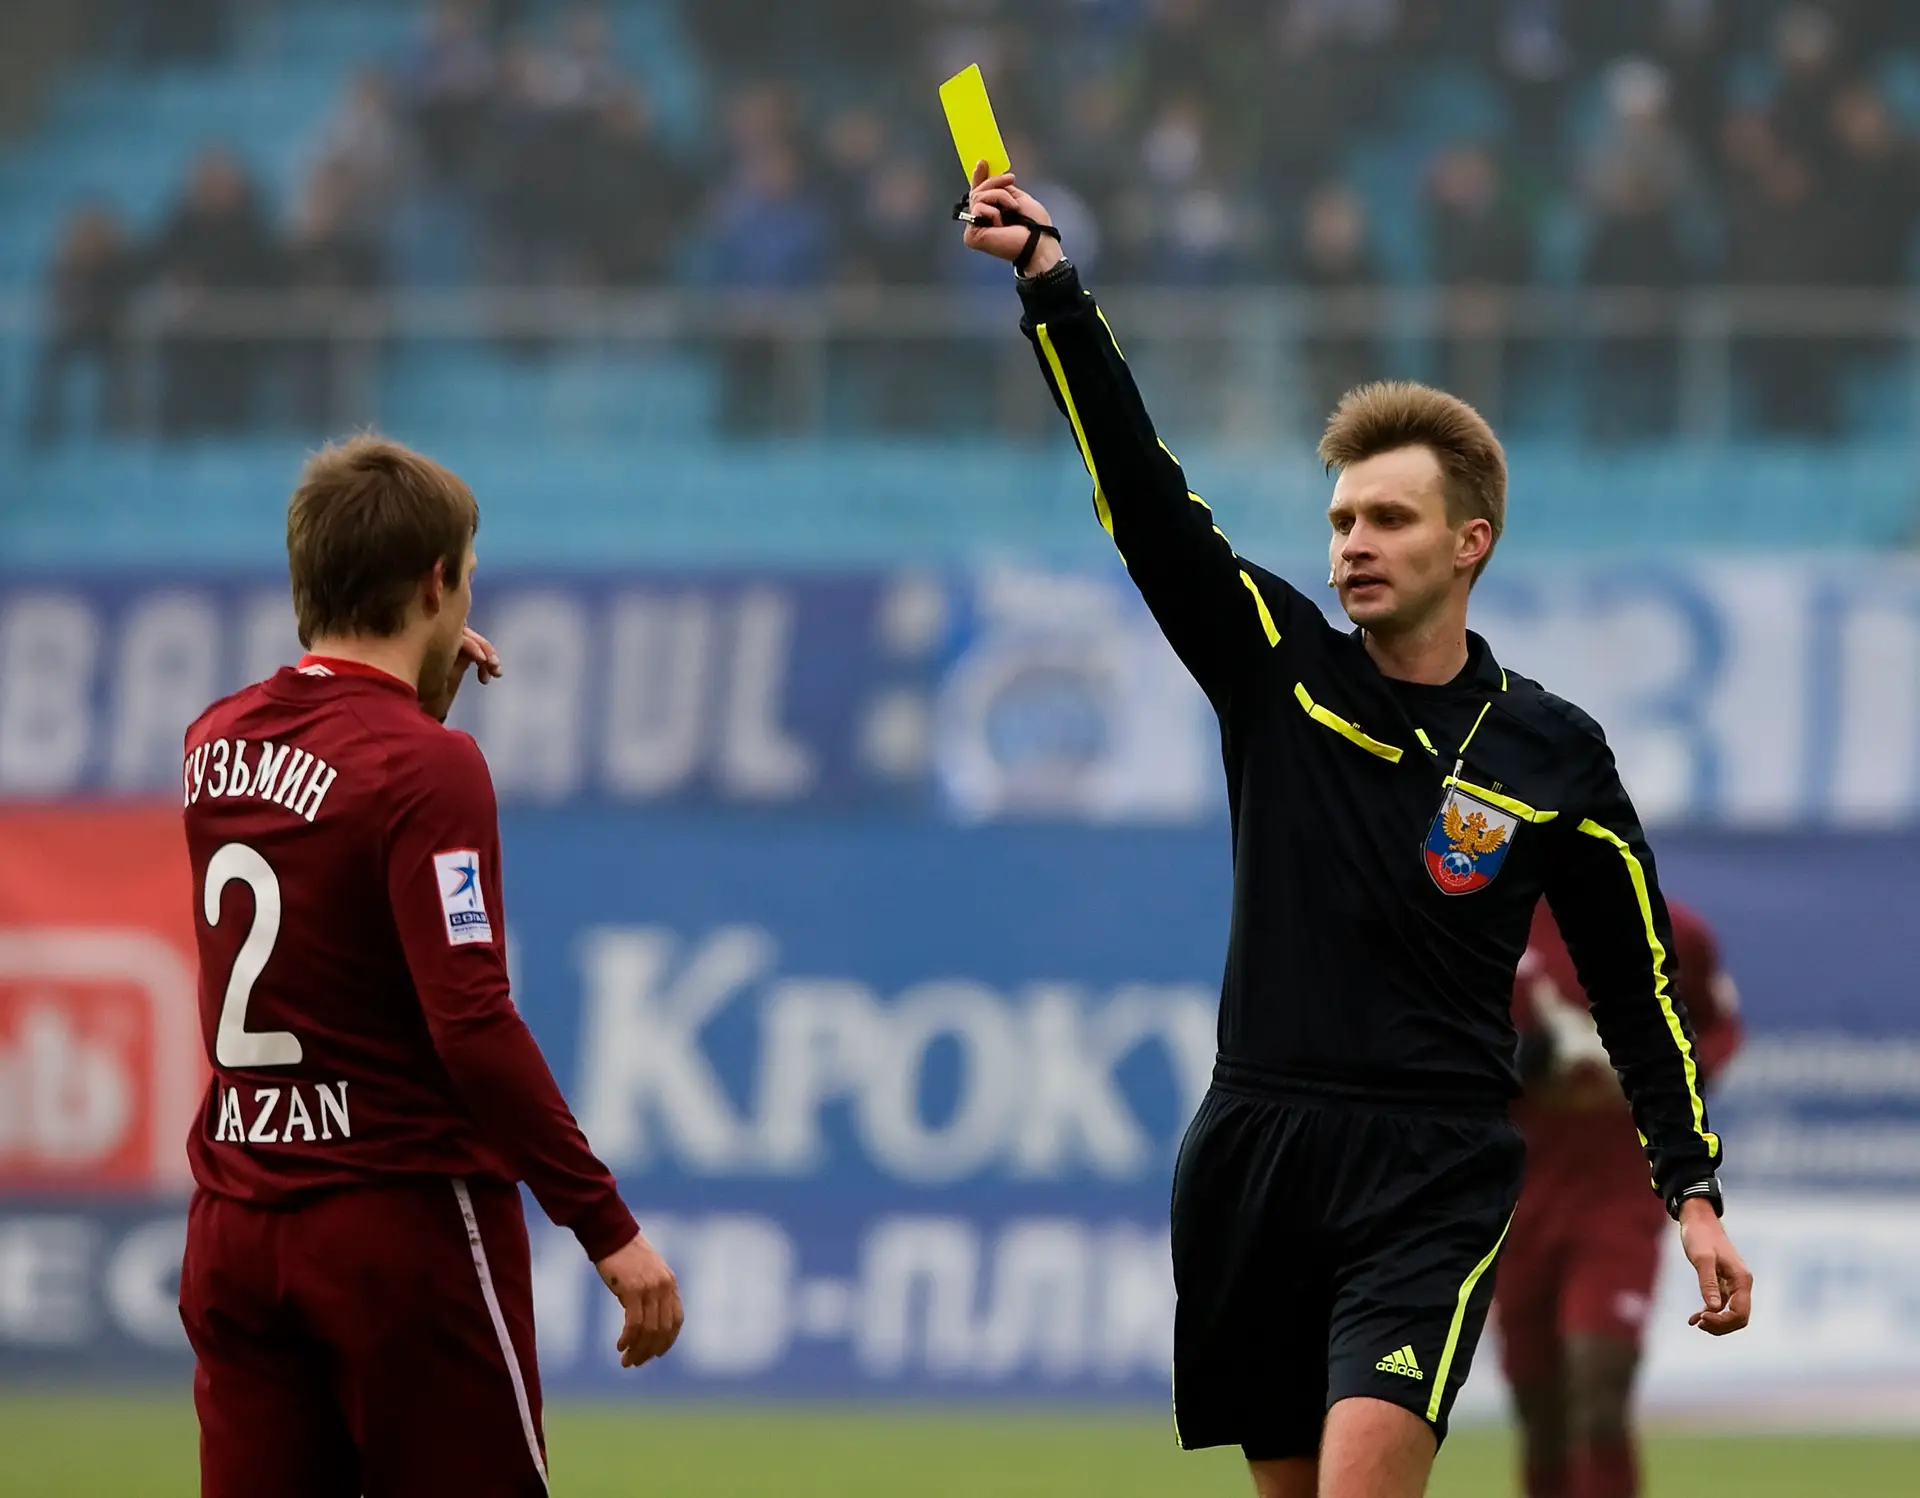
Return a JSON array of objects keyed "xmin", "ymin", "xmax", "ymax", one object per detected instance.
[
  {"xmin": 1493, "ymin": 1177, "xmax": 1668, "ymax": 1386},
  {"xmin": 179, "ymin": 1176, "xmax": 549, "ymax": 1498}
]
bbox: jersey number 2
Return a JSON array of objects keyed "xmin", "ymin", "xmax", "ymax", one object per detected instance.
[{"xmin": 204, "ymin": 842, "xmax": 304, "ymax": 1068}]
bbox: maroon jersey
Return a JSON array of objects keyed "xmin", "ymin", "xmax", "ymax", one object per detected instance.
[
  {"xmin": 180, "ymin": 656, "xmax": 637, "ymax": 1262},
  {"xmin": 1512, "ymin": 898, "xmax": 1743, "ymax": 1207}
]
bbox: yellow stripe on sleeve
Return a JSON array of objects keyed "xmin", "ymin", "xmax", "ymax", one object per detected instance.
[
  {"xmin": 1575, "ymin": 818, "xmax": 1719, "ymax": 1159},
  {"xmin": 1033, "ymin": 321, "xmax": 1114, "ymax": 539},
  {"xmin": 1240, "ymin": 571, "xmax": 1281, "ymax": 646}
]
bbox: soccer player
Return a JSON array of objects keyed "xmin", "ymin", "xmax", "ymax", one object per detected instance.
[
  {"xmin": 959, "ymin": 163, "xmax": 1751, "ymax": 1498},
  {"xmin": 1498, "ymin": 897, "xmax": 1744, "ymax": 1498},
  {"xmin": 177, "ymin": 437, "xmax": 681, "ymax": 1497}
]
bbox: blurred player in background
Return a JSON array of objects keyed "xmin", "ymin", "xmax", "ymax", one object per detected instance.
[
  {"xmin": 177, "ymin": 436, "xmax": 680, "ymax": 1498},
  {"xmin": 1498, "ymin": 897, "xmax": 1744, "ymax": 1498}
]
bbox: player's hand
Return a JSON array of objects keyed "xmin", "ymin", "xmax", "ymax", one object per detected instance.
[
  {"xmin": 595, "ymin": 1231, "xmax": 683, "ymax": 1368},
  {"xmin": 961, "ymin": 161, "xmax": 1063, "ymax": 277},
  {"xmin": 1679, "ymin": 1199, "xmax": 1752, "ymax": 1335},
  {"xmin": 420, "ymin": 627, "xmax": 502, "ymax": 722}
]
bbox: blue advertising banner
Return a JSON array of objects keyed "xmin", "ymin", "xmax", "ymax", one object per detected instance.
[
  {"xmin": 7, "ymin": 560, "xmax": 1920, "ymax": 827},
  {"xmin": 1, "ymin": 816, "xmax": 1918, "ymax": 1395}
]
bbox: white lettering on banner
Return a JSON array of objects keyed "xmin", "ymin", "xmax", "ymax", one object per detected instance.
[
  {"xmin": 1010, "ymin": 987, "xmax": 1154, "ymax": 1178},
  {"xmin": 1831, "ymin": 591, "xmax": 1920, "ymax": 824},
  {"xmin": 575, "ymin": 928, "xmax": 769, "ymax": 1169},
  {"xmin": 675, "ymin": 1216, "xmax": 796, "ymax": 1375},
  {"xmin": 860, "ymin": 982, "xmax": 1021, "ymax": 1183},
  {"xmin": 0, "ymin": 1218, "xmax": 96, "ymax": 1346},
  {"xmin": 0, "ymin": 1005, "xmax": 132, "ymax": 1167},
  {"xmin": 103, "ymin": 1219, "xmax": 189, "ymax": 1350},
  {"xmin": 972, "ymin": 1221, "xmax": 1091, "ymax": 1378},
  {"xmin": 719, "ymin": 588, "xmax": 817, "ymax": 799},
  {"xmin": 858, "ymin": 1218, "xmax": 979, "ymax": 1377},
  {"xmin": 575, "ymin": 927, "xmax": 1217, "ymax": 1182},
  {"xmin": 1098, "ymin": 1224, "xmax": 1177, "ymax": 1381},
  {"xmin": 601, "ymin": 593, "xmax": 712, "ymax": 796},
  {"xmin": 753, "ymin": 980, "xmax": 884, "ymax": 1172},
  {"xmin": 0, "ymin": 593, "xmax": 97, "ymax": 794},
  {"xmin": 474, "ymin": 593, "xmax": 588, "ymax": 799},
  {"xmin": 109, "ymin": 593, "xmax": 220, "ymax": 790}
]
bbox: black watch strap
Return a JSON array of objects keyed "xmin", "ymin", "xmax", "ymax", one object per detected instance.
[{"xmin": 1667, "ymin": 1176, "xmax": 1724, "ymax": 1221}]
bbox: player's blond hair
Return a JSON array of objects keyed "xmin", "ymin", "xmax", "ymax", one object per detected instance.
[
  {"xmin": 286, "ymin": 434, "xmax": 479, "ymax": 647},
  {"xmin": 1318, "ymin": 382, "xmax": 1507, "ymax": 583}
]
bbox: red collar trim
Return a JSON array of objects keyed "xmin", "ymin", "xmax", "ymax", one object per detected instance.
[{"xmin": 296, "ymin": 655, "xmax": 416, "ymax": 694}]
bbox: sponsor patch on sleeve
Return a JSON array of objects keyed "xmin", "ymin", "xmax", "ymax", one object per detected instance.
[{"xmin": 432, "ymin": 849, "xmax": 493, "ymax": 946}]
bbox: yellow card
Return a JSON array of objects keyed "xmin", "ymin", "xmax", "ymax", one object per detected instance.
[{"xmin": 940, "ymin": 64, "xmax": 1012, "ymax": 181}]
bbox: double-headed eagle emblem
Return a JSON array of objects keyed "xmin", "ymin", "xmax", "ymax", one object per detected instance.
[{"xmin": 1443, "ymin": 802, "xmax": 1510, "ymax": 861}]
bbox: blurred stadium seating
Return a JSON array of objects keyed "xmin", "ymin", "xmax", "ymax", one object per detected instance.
[{"xmin": 2, "ymin": 0, "xmax": 1920, "ymax": 560}]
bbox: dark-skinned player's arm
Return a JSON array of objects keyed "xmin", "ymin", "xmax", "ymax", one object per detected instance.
[
  {"xmin": 385, "ymin": 728, "xmax": 683, "ymax": 1367},
  {"xmin": 961, "ymin": 161, "xmax": 1308, "ymax": 714},
  {"xmin": 1543, "ymin": 728, "xmax": 1753, "ymax": 1336}
]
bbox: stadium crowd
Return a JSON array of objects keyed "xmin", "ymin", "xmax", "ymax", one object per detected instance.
[{"xmin": 26, "ymin": 0, "xmax": 1920, "ymax": 440}]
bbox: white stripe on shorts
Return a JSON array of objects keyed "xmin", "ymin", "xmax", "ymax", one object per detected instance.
[{"xmin": 451, "ymin": 1179, "xmax": 550, "ymax": 1491}]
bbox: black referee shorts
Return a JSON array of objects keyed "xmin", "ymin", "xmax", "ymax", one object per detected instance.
[{"xmin": 1170, "ymin": 1082, "xmax": 1524, "ymax": 1460}]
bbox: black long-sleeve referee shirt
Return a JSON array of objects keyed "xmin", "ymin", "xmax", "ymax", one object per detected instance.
[{"xmin": 1015, "ymin": 261, "xmax": 1721, "ymax": 1201}]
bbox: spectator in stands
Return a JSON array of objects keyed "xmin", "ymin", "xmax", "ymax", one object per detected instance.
[
  {"xmin": 1257, "ymin": 0, "xmax": 1394, "ymax": 201},
  {"xmin": 1114, "ymin": 98, "xmax": 1252, "ymax": 284},
  {"xmin": 846, "ymin": 156, "xmax": 944, "ymax": 288},
  {"xmin": 1053, "ymin": 77, "xmax": 1133, "ymax": 249},
  {"xmin": 27, "ymin": 205, "xmax": 138, "ymax": 447},
  {"xmin": 1583, "ymin": 59, "xmax": 1699, "ymax": 216},
  {"xmin": 1769, "ymin": 5, "xmax": 1847, "ymax": 167},
  {"xmin": 403, "ymin": 0, "xmax": 496, "ymax": 190},
  {"xmin": 312, "ymin": 71, "xmax": 414, "ymax": 241},
  {"xmin": 284, "ymin": 162, "xmax": 384, "ymax": 433},
  {"xmin": 1294, "ymin": 181, "xmax": 1383, "ymax": 426},
  {"xmin": 580, "ymin": 87, "xmax": 688, "ymax": 286},
  {"xmin": 820, "ymin": 106, "xmax": 891, "ymax": 237},
  {"xmin": 706, "ymin": 143, "xmax": 828, "ymax": 291},
  {"xmin": 1128, "ymin": 0, "xmax": 1253, "ymax": 121},
  {"xmin": 121, "ymin": 0, "xmax": 233, "ymax": 62},
  {"xmin": 147, "ymin": 148, "xmax": 283, "ymax": 436},
  {"xmin": 1492, "ymin": 0, "xmax": 1576, "ymax": 174},
  {"xmin": 1582, "ymin": 160, "xmax": 1690, "ymax": 441},
  {"xmin": 1645, "ymin": 0, "xmax": 1733, "ymax": 167},
  {"xmin": 1826, "ymin": 79, "xmax": 1920, "ymax": 289},
  {"xmin": 481, "ymin": 36, "xmax": 584, "ymax": 285},
  {"xmin": 1428, "ymin": 143, "xmax": 1532, "ymax": 423},
  {"xmin": 1720, "ymin": 109, "xmax": 1839, "ymax": 436},
  {"xmin": 706, "ymin": 140, "xmax": 828, "ymax": 433}
]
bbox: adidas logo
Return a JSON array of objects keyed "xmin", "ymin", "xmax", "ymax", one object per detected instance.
[{"xmin": 1375, "ymin": 1345, "xmax": 1425, "ymax": 1381}]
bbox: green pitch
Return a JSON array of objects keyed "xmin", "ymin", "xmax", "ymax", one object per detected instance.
[{"xmin": 2, "ymin": 1395, "xmax": 1916, "ymax": 1496}]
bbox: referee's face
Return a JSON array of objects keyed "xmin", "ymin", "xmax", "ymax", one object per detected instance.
[{"xmin": 1327, "ymin": 445, "xmax": 1462, "ymax": 635}]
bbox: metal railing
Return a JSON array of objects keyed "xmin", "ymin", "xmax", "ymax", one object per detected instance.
[{"xmin": 5, "ymin": 286, "xmax": 1920, "ymax": 447}]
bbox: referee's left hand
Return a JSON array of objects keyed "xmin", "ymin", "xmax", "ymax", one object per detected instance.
[{"xmin": 1679, "ymin": 1199, "xmax": 1753, "ymax": 1334}]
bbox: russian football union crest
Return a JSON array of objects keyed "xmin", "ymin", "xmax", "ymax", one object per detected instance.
[{"xmin": 1423, "ymin": 785, "xmax": 1518, "ymax": 895}]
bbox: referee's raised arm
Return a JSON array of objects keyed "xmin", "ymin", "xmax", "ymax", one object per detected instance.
[{"xmin": 960, "ymin": 163, "xmax": 1289, "ymax": 709}]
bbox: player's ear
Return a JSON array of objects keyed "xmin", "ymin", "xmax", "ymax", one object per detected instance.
[{"xmin": 1456, "ymin": 517, "xmax": 1492, "ymax": 575}]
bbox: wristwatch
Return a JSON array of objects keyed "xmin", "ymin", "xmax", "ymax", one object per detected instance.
[{"xmin": 1666, "ymin": 1176, "xmax": 1724, "ymax": 1221}]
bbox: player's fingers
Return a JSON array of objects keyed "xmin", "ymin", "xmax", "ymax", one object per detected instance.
[{"xmin": 1693, "ymin": 1254, "xmax": 1724, "ymax": 1313}]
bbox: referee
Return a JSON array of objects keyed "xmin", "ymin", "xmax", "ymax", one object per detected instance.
[{"xmin": 959, "ymin": 163, "xmax": 1752, "ymax": 1498}]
